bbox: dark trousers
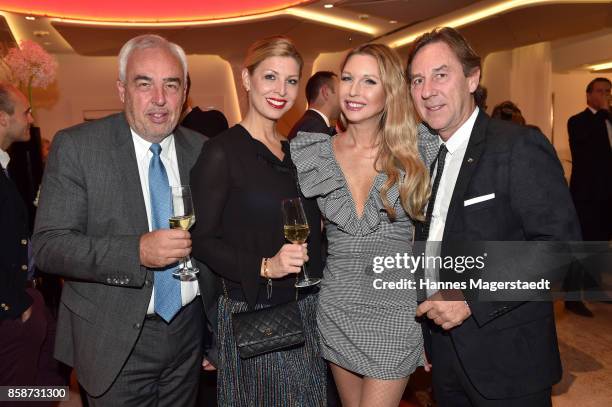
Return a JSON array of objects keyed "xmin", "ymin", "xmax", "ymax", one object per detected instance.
[
  {"xmin": 0, "ymin": 288, "xmax": 67, "ymax": 406},
  {"xmin": 563, "ymin": 199, "xmax": 612, "ymax": 299},
  {"xmin": 573, "ymin": 200, "xmax": 612, "ymax": 242},
  {"xmin": 431, "ymin": 330, "xmax": 552, "ymax": 407},
  {"xmin": 0, "ymin": 288, "xmax": 47, "ymax": 387},
  {"xmin": 87, "ymin": 299, "xmax": 204, "ymax": 407}
]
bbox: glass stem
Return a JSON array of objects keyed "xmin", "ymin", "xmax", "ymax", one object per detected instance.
[{"xmin": 301, "ymin": 265, "xmax": 310, "ymax": 281}]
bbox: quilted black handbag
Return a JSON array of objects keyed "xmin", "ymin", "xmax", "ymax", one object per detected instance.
[{"xmin": 231, "ymin": 300, "xmax": 305, "ymax": 359}]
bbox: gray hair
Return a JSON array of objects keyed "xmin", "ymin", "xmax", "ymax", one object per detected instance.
[
  {"xmin": 117, "ymin": 34, "xmax": 188, "ymax": 84},
  {"xmin": 0, "ymin": 83, "xmax": 18, "ymax": 115}
]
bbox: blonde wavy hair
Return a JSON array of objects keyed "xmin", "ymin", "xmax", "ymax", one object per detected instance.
[{"xmin": 340, "ymin": 44, "xmax": 430, "ymax": 221}]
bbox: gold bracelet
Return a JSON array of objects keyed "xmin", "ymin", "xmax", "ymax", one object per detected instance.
[{"xmin": 262, "ymin": 257, "xmax": 270, "ymax": 279}]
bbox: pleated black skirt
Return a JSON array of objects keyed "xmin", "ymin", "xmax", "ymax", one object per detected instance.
[{"xmin": 217, "ymin": 294, "xmax": 327, "ymax": 406}]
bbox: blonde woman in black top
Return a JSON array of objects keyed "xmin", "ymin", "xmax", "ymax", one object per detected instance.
[{"xmin": 191, "ymin": 36, "xmax": 326, "ymax": 406}]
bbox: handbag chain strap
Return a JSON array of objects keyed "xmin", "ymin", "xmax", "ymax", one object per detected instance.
[{"xmin": 221, "ymin": 277, "xmax": 299, "ymax": 305}]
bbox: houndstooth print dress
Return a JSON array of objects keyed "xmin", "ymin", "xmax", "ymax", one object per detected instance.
[{"xmin": 290, "ymin": 127, "xmax": 439, "ymax": 379}]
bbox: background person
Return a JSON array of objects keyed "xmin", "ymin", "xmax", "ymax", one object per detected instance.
[
  {"xmin": 0, "ymin": 83, "xmax": 47, "ymax": 390},
  {"xmin": 181, "ymin": 75, "xmax": 229, "ymax": 139},
  {"xmin": 491, "ymin": 100, "xmax": 526, "ymax": 125},
  {"xmin": 288, "ymin": 70, "xmax": 341, "ymax": 139},
  {"xmin": 563, "ymin": 77, "xmax": 612, "ymax": 316}
]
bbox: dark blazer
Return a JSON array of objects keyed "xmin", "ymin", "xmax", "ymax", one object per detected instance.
[
  {"xmin": 287, "ymin": 109, "xmax": 332, "ymax": 140},
  {"xmin": 181, "ymin": 107, "xmax": 229, "ymax": 139},
  {"xmin": 0, "ymin": 167, "xmax": 32, "ymax": 320},
  {"xmin": 420, "ymin": 111, "xmax": 581, "ymax": 399},
  {"xmin": 6, "ymin": 127, "xmax": 43, "ymax": 233},
  {"xmin": 568, "ymin": 108, "xmax": 612, "ymax": 201},
  {"xmin": 32, "ymin": 113, "xmax": 208, "ymax": 397}
]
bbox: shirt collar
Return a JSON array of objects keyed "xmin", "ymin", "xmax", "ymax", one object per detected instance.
[
  {"xmin": 130, "ymin": 129, "xmax": 174, "ymax": 161},
  {"xmin": 587, "ymin": 106, "xmax": 597, "ymax": 114},
  {"xmin": 0, "ymin": 148, "xmax": 9, "ymax": 170},
  {"xmin": 308, "ymin": 108, "xmax": 330, "ymax": 127},
  {"xmin": 439, "ymin": 107, "xmax": 479, "ymax": 154}
]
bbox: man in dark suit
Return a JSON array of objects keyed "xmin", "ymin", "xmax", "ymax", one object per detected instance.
[
  {"xmin": 0, "ymin": 83, "xmax": 48, "ymax": 389},
  {"xmin": 181, "ymin": 74, "xmax": 229, "ymax": 139},
  {"xmin": 408, "ymin": 28, "xmax": 580, "ymax": 406},
  {"xmin": 182, "ymin": 107, "xmax": 228, "ymax": 138},
  {"xmin": 288, "ymin": 71, "xmax": 340, "ymax": 139},
  {"xmin": 563, "ymin": 77, "xmax": 612, "ymax": 316},
  {"xmin": 33, "ymin": 35, "xmax": 209, "ymax": 406}
]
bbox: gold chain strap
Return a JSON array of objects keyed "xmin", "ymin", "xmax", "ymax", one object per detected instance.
[{"xmin": 221, "ymin": 272, "xmax": 299, "ymax": 303}]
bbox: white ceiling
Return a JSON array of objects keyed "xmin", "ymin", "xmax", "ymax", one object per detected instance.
[{"xmin": 1, "ymin": 0, "xmax": 611, "ymax": 71}]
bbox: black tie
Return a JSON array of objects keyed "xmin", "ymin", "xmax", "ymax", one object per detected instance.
[
  {"xmin": 1, "ymin": 166, "xmax": 9, "ymax": 180},
  {"xmin": 422, "ymin": 144, "xmax": 448, "ymax": 240}
]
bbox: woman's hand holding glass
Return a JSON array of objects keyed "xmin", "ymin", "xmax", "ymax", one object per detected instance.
[{"xmin": 263, "ymin": 243, "xmax": 309, "ymax": 279}]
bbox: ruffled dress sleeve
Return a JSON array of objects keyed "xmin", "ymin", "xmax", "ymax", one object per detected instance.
[{"xmin": 290, "ymin": 132, "xmax": 407, "ymax": 237}]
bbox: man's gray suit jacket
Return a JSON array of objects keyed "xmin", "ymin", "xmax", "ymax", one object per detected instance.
[{"xmin": 33, "ymin": 113, "xmax": 210, "ymax": 397}]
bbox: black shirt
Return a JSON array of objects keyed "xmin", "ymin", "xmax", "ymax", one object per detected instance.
[{"xmin": 191, "ymin": 124, "xmax": 323, "ymax": 307}]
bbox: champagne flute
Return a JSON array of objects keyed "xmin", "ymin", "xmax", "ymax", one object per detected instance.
[
  {"xmin": 170, "ymin": 185, "xmax": 199, "ymax": 280},
  {"xmin": 281, "ymin": 198, "xmax": 321, "ymax": 288}
]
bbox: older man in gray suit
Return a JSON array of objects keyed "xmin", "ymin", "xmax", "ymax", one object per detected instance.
[{"xmin": 33, "ymin": 35, "xmax": 207, "ymax": 406}]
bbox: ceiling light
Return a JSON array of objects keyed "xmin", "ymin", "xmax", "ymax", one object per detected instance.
[
  {"xmin": 387, "ymin": 0, "xmax": 611, "ymax": 48},
  {"xmin": 285, "ymin": 8, "xmax": 378, "ymax": 35},
  {"xmin": 49, "ymin": 7, "xmax": 379, "ymax": 35},
  {"xmin": 587, "ymin": 61, "xmax": 612, "ymax": 71},
  {"xmin": 0, "ymin": 1, "xmax": 307, "ymax": 23},
  {"xmin": 51, "ymin": 13, "xmax": 275, "ymax": 27},
  {"xmin": 324, "ymin": 4, "xmax": 334, "ymax": 8},
  {"xmin": 389, "ymin": 20, "xmax": 397, "ymax": 24},
  {"xmin": 25, "ymin": 16, "xmax": 35, "ymax": 20}
]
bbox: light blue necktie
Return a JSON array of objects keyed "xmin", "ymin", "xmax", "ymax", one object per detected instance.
[{"xmin": 149, "ymin": 143, "xmax": 182, "ymax": 322}]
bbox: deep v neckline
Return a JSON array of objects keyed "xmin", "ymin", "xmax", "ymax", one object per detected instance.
[{"xmin": 329, "ymin": 135, "xmax": 382, "ymax": 221}]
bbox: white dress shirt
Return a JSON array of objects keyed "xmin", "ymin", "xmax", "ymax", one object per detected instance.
[
  {"xmin": 130, "ymin": 130, "xmax": 199, "ymax": 314},
  {"xmin": 425, "ymin": 108, "xmax": 479, "ymax": 296},
  {"xmin": 0, "ymin": 148, "xmax": 10, "ymax": 171}
]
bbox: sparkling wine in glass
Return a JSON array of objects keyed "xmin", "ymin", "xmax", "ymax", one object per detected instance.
[
  {"xmin": 170, "ymin": 185, "xmax": 199, "ymax": 280},
  {"xmin": 281, "ymin": 198, "xmax": 320, "ymax": 288}
]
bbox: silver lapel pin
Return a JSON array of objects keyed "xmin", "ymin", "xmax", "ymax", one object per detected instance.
[{"xmin": 467, "ymin": 157, "xmax": 474, "ymax": 163}]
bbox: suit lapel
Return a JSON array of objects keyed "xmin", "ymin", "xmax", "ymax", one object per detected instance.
[
  {"xmin": 110, "ymin": 114, "xmax": 149, "ymax": 234},
  {"xmin": 174, "ymin": 127, "xmax": 197, "ymax": 185},
  {"xmin": 442, "ymin": 110, "xmax": 488, "ymax": 241}
]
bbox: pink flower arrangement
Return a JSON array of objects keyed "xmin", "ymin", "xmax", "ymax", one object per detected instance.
[{"xmin": 3, "ymin": 39, "xmax": 58, "ymax": 104}]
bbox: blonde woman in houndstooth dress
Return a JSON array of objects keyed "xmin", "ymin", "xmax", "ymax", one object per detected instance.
[{"xmin": 291, "ymin": 43, "xmax": 438, "ymax": 406}]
